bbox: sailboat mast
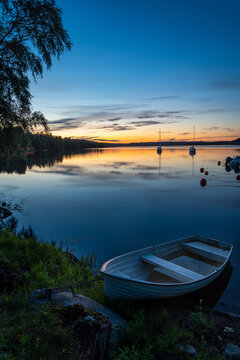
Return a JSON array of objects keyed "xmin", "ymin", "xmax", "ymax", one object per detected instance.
[
  {"xmin": 193, "ymin": 126, "xmax": 195, "ymax": 144},
  {"xmin": 159, "ymin": 128, "xmax": 161, "ymax": 146}
]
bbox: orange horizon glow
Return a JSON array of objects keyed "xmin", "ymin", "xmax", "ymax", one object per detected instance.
[{"xmin": 50, "ymin": 128, "xmax": 239, "ymax": 143}]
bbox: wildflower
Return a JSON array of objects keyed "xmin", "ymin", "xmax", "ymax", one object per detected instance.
[{"xmin": 43, "ymin": 312, "xmax": 48, "ymax": 316}]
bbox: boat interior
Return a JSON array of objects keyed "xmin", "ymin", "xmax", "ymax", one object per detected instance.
[{"xmin": 107, "ymin": 237, "xmax": 231, "ymax": 284}]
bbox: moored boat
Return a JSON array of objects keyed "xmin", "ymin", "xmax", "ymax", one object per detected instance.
[
  {"xmin": 189, "ymin": 126, "xmax": 196, "ymax": 156},
  {"xmin": 100, "ymin": 235, "xmax": 233, "ymax": 300},
  {"xmin": 157, "ymin": 128, "xmax": 162, "ymax": 154}
]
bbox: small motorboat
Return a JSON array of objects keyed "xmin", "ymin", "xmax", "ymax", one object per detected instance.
[{"xmin": 100, "ymin": 235, "xmax": 233, "ymax": 300}]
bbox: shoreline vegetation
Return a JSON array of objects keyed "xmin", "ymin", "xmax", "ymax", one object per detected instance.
[{"xmin": 0, "ymin": 222, "xmax": 240, "ymax": 359}]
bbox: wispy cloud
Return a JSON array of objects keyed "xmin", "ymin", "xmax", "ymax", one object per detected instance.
[
  {"xmin": 49, "ymin": 117, "xmax": 86, "ymax": 131},
  {"xmin": 130, "ymin": 120, "xmax": 172, "ymax": 127},
  {"xmin": 146, "ymin": 96, "xmax": 180, "ymax": 100},
  {"xmin": 94, "ymin": 138, "xmax": 120, "ymax": 142},
  {"xmin": 97, "ymin": 124, "xmax": 135, "ymax": 131},
  {"xmin": 210, "ymin": 80, "xmax": 240, "ymax": 90},
  {"xmin": 107, "ymin": 117, "xmax": 122, "ymax": 122},
  {"xmin": 203, "ymin": 126, "xmax": 236, "ymax": 132},
  {"xmin": 49, "ymin": 109, "xmax": 185, "ymax": 133},
  {"xmin": 179, "ymin": 132, "xmax": 190, "ymax": 135},
  {"xmin": 48, "ymin": 105, "xmax": 238, "ymax": 134}
]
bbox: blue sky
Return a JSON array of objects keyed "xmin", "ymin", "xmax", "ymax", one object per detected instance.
[{"xmin": 31, "ymin": 0, "xmax": 240, "ymax": 142}]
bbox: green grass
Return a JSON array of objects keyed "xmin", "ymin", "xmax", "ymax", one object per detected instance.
[
  {"xmin": 0, "ymin": 227, "xmax": 104, "ymax": 360},
  {"xmin": 110, "ymin": 308, "xmax": 194, "ymax": 360},
  {"xmin": 0, "ymin": 298, "xmax": 78, "ymax": 360},
  {"xmin": 0, "ymin": 227, "xmax": 230, "ymax": 360},
  {"xmin": 0, "ymin": 228, "xmax": 95, "ymax": 293}
]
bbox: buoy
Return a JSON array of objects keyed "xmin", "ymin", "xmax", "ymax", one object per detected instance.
[
  {"xmin": 236, "ymin": 174, "xmax": 240, "ymax": 181},
  {"xmin": 204, "ymin": 171, "xmax": 208, "ymax": 176},
  {"xmin": 200, "ymin": 167, "xmax": 204, "ymax": 173},
  {"xmin": 218, "ymin": 161, "xmax": 221, "ymax": 166},
  {"xmin": 200, "ymin": 178, "xmax": 207, "ymax": 187}
]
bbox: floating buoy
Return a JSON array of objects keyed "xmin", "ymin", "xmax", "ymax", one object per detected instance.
[
  {"xmin": 200, "ymin": 178, "xmax": 207, "ymax": 187},
  {"xmin": 200, "ymin": 167, "xmax": 204, "ymax": 173},
  {"xmin": 204, "ymin": 171, "xmax": 208, "ymax": 176},
  {"xmin": 218, "ymin": 161, "xmax": 221, "ymax": 166},
  {"xmin": 236, "ymin": 175, "xmax": 240, "ymax": 181}
]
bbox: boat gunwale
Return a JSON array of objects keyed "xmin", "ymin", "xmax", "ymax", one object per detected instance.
[{"xmin": 100, "ymin": 235, "xmax": 233, "ymax": 287}]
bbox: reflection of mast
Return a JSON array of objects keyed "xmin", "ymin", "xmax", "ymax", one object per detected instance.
[
  {"xmin": 192, "ymin": 153, "xmax": 194, "ymax": 176},
  {"xmin": 158, "ymin": 153, "xmax": 162, "ymax": 175}
]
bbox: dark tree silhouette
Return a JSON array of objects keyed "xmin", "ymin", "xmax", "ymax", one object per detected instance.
[{"xmin": 0, "ymin": 0, "xmax": 72, "ymax": 130}]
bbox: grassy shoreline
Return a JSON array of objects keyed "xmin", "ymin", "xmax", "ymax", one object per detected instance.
[{"xmin": 0, "ymin": 226, "xmax": 239, "ymax": 359}]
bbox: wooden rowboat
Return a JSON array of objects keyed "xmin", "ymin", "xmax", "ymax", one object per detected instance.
[{"xmin": 100, "ymin": 235, "xmax": 233, "ymax": 300}]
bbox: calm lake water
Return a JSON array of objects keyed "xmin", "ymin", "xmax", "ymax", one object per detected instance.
[{"xmin": 1, "ymin": 146, "xmax": 240, "ymax": 311}]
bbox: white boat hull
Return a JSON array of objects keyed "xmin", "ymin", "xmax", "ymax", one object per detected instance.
[
  {"xmin": 101, "ymin": 235, "xmax": 233, "ymax": 300},
  {"xmin": 103, "ymin": 263, "xmax": 227, "ymax": 300}
]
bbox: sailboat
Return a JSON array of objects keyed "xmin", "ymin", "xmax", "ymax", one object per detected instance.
[
  {"xmin": 189, "ymin": 126, "xmax": 196, "ymax": 156},
  {"xmin": 157, "ymin": 129, "xmax": 162, "ymax": 154}
]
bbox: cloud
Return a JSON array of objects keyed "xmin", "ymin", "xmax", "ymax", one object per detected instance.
[
  {"xmin": 97, "ymin": 124, "xmax": 135, "ymax": 131},
  {"xmin": 175, "ymin": 115, "xmax": 190, "ymax": 119},
  {"xmin": 147, "ymin": 96, "xmax": 180, "ymax": 100},
  {"xmin": 94, "ymin": 138, "xmax": 120, "ymax": 142},
  {"xmin": 50, "ymin": 103, "xmax": 146, "ymax": 115},
  {"xmin": 49, "ymin": 117, "xmax": 86, "ymax": 131},
  {"xmin": 48, "ymin": 108, "xmax": 192, "ymax": 133},
  {"xmin": 130, "ymin": 120, "xmax": 162, "ymax": 126},
  {"xmin": 203, "ymin": 126, "xmax": 235, "ymax": 132},
  {"xmin": 107, "ymin": 117, "xmax": 122, "ymax": 122},
  {"xmin": 179, "ymin": 132, "xmax": 190, "ymax": 135},
  {"xmin": 210, "ymin": 80, "xmax": 240, "ymax": 90},
  {"xmin": 49, "ymin": 117, "xmax": 77, "ymax": 124}
]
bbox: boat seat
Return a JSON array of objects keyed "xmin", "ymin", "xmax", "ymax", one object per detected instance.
[
  {"xmin": 140, "ymin": 254, "xmax": 204, "ymax": 282},
  {"xmin": 182, "ymin": 242, "xmax": 227, "ymax": 263}
]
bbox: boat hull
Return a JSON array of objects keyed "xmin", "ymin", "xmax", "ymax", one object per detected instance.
[
  {"xmin": 101, "ymin": 235, "xmax": 233, "ymax": 300},
  {"xmin": 103, "ymin": 263, "xmax": 227, "ymax": 300}
]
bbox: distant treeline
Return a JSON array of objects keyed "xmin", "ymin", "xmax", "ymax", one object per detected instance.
[
  {"xmin": 0, "ymin": 126, "xmax": 103, "ymax": 156},
  {"xmin": 27, "ymin": 132, "xmax": 104, "ymax": 153}
]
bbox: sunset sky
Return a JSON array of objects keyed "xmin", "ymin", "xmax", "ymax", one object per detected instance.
[{"xmin": 31, "ymin": 0, "xmax": 240, "ymax": 143}]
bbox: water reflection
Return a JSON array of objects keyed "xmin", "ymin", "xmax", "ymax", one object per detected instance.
[
  {"xmin": 0, "ymin": 149, "xmax": 103, "ymax": 175},
  {"xmin": 0, "ymin": 146, "xmax": 239, "ymax": 310}
]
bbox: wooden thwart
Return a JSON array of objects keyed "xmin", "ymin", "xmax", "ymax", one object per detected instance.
[
  {"xmin": 182, "ymin": 241, "xmax": 227, "ymax": 263},
  {"xmin": 140, "ymin": 254, "xmax": 204, "ymax": 282}
]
